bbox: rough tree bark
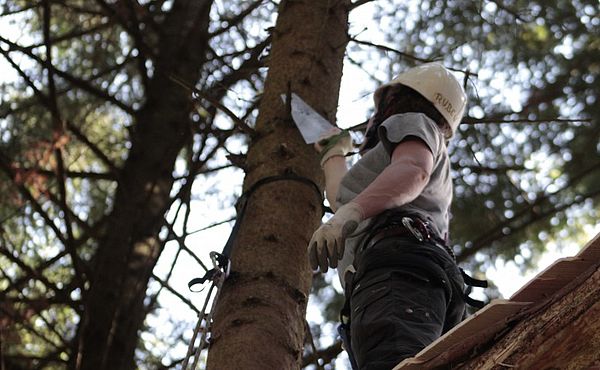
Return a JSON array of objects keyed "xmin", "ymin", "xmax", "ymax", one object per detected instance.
[
  {"xmin": 457, "ymin": 264, "xmax": 600, "ymax": 369},
  {"xmin": 207, "ymin": 1, "xmax": 351, "ymax": 369},
  {"xmin": 74, "ymin": 2, "xmax": 213, "ymax": 370}
]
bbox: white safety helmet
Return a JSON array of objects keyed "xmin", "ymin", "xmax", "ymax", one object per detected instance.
[{"xmin": 373, "ymin": 63, "xmax": 468, "ymax": 136}]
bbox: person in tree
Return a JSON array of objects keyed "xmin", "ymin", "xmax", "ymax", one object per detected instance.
[{"xmin": 309, "ymin": 63, "xmax": 469, "ymax": 370}]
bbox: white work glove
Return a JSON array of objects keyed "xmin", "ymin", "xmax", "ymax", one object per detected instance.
[
  {"xmin": 316, "ymin": 128, "xmax": 353, "ymax": 167},
  {"xmin": 308, "ymin": 202, "xmax": 364, "ymax": 273}
]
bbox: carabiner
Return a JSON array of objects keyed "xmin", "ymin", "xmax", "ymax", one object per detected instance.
[{"xmin": 401, "ymin": 217, "xmax": 424, "ymax": 241}]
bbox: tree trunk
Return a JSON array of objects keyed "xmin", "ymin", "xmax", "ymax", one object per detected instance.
[
  {"xmin": 75, "ymin": 2, "xmax": 213, "ymax": 370},
  {"xmin": 207, "ymin": 1, "xmax": 350, "ymax": 369}
]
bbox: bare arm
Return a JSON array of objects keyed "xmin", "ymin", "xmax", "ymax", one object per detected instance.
[
  {"xmin": 321, "ymin": 155, "xmax": 348, "ymax": 211},
  {"xmin": 352, "ymin": 138, "xmax": 434, "ymax": 219},
  {"xmin": 315, "ymin": 127, "xmax": 352, "ymax": 211}
]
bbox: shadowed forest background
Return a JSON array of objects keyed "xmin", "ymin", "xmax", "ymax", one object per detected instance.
[{"xmin": 0, "ymin": 0, "xmax": 598, "ymax": 369}]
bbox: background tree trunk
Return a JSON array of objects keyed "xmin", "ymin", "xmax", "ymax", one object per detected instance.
[
  {"xmin": 75, "ymin": 2, "xmax": 213, "ymax": 369},
  {"xmin": 207, "ymin": 1, "xmax": 351, "ymax": 369}
]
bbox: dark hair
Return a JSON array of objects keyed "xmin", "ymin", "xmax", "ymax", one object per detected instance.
[{"xmin": 363, "ymin": 84, "xmax": 451, "ymax": 150}]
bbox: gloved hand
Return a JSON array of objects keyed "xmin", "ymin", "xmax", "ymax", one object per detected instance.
[
  {"xmin": 308, "ymin": 202, "xmax": 364, "ymax": 273},
  {"xmin": 315, "ymin": 128, "xmax": 353, "ymax": 167}
]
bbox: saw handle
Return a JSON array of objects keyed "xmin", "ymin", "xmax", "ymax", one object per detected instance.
[
  {"xmin": 317, "ymin": 129, "xmax": 350, "ymax": 151},
  {"xmin": 317, "ymin": 130, "xmax": 353, "ymax": 166}
]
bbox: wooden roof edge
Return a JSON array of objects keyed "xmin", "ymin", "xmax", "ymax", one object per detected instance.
[
  {"xmin": 511, "ymin": 231, "xmax": 600, "ymax": 302},
  {"xmin": 576, "ymin": 231, "xmax": 600, "ymax": 260}
]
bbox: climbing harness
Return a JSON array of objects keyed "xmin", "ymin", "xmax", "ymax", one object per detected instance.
[
  {"xmin": 337, "ymin": 213, "xmax": 488, "ymax": 367},
  {"xmin": 360, "ymin": 212, "xmax": 488, "ymax": 306},
  {"xmin": 182, "ymin": 172, "xmax": 323, "ymax": 369}
]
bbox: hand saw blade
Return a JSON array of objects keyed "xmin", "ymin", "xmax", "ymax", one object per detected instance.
[{"xmin": 281, "ymin": 93, "xmax": 336, "ymax": 144}]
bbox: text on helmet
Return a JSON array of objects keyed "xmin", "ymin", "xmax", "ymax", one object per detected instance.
[{"xmin": 434, "ymin": 92, "xmax": 457, "ymax": 119}]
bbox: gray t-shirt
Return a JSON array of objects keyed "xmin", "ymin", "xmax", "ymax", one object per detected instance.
[{"xmin": 335, "ymin": 112, "xmax": 452, "ymax": 284}]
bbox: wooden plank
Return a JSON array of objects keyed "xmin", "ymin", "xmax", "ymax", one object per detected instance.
[
  {"xmin": 393, "ymin": 300, "xmax": 531, "ymax": 370},
  {"xmin": 576, "ymin": 232, "xmax": 600, "ymax": 261},
  {"xmin": 510, "ymin": 257, "xmax": 594, "ymax": 302},
  {"xmin": 511, "ymin": 232, "xmax": 600, "ymax": 302}
]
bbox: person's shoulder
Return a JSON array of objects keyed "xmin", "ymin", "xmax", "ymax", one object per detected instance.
[
  {"xmin": 380, "ymin": 112, "xmax": 442, "ymax": 138},
  {"xmin": 379, "ymin": 113, "xmax": 445, "ymax": 158},
  {"xmin": 385, "ymin": 112, "xmax": 438, "ymax": 128}
]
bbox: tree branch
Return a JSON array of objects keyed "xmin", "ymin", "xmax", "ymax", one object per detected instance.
[
  {"xmin": 10, "ymin": 167, "xmax": 116, "ymax": 181},
  {"xmin": 301, "ymin": 340, "xmax": 343, "ymax": 368},
  {"xmin": 163, "ymin": 221, "xmax": 209, "ymax": 271},
  {"xmin": 65, "ymin": 121, "xmax": 120, "ymax": 176},
  {"xmin": 0, "ymin": 305, "xmax": 64, "ymax": 350},
  {"xmin": 150, "ymin": 274, "xmax": 200, "ymax": 315},
  {"xmin": 0, "ymin": 240, "xmax": 61, "ymax": 295},
  {"xmin": 0, "ymin": 35, "xmax": 135, "ymax": 114},
  {"xmin": 0, "ymin": 2, "xmax": 40, "ymax": 16},
  {"xmin": 209, "ymin": 0, "xmax": 267, "ymax": 37},
  {"xmin": 0, "ymin": 149, "xmax": 88, "ymax": 291},
  {"xmin": 0, "ymin": 55, "xmax": 136, "ymax": 120},
  {"xmin": 168, "ymin": 74, "xmax": 256, "ymax": 137},
  {"xmin": 0, "ymin": 150, "xmax": 68, "ymax": 248},
  {"xmin": 43, "ymin": 0, "xmax": 76, "ymax": 273},
  {"xmin": 92, "ymin": 0, "xmax": 155, "ymax": 60},
  {"xmin": 51, "ymin": 0, "xmax": 106, "ymax": 17},
  {"xmin": 21, "ymin": 22, "xmax": 112, "ymax": 53},
  {"xmin": 462, "ymin": 117, "xmax": 592, "ymax": 125},
  {"xmin": 349, "ymin": 37, "xmax": 434, "ymax": 63},
  {"xmin": 454, "ymin": 164, "xmax": 527, "ymax": 174}
]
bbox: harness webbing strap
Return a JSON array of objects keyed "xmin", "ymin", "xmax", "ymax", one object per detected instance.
[
  {"xmin": 460, "ymin": 268, "xmax": 488, "ymax": 288},
  {"xmin": 220, "ymin": 172, "xmax": 323, "ymax": 262},
  {"xmin": 189, "ymin": 172, "xmax": 323, "ymax": 291},
  {"xmin": 460, "ymin": 268, "xmax": 488, "ymax": 309}
]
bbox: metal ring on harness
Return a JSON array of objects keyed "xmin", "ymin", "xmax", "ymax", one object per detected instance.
[{"xmin": 401, "ymin": 216, "xmax": 424, "ymax": 241}]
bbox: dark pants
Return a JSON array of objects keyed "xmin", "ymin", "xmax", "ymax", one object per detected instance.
[{"xmin": 348, "ymin": 237, "xmax": 465, "ymax": 370}]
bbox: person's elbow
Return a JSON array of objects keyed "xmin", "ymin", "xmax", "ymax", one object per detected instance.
[{"xmin": 406, "ymin": 160, "xmax": 431, "ymax": 186}]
